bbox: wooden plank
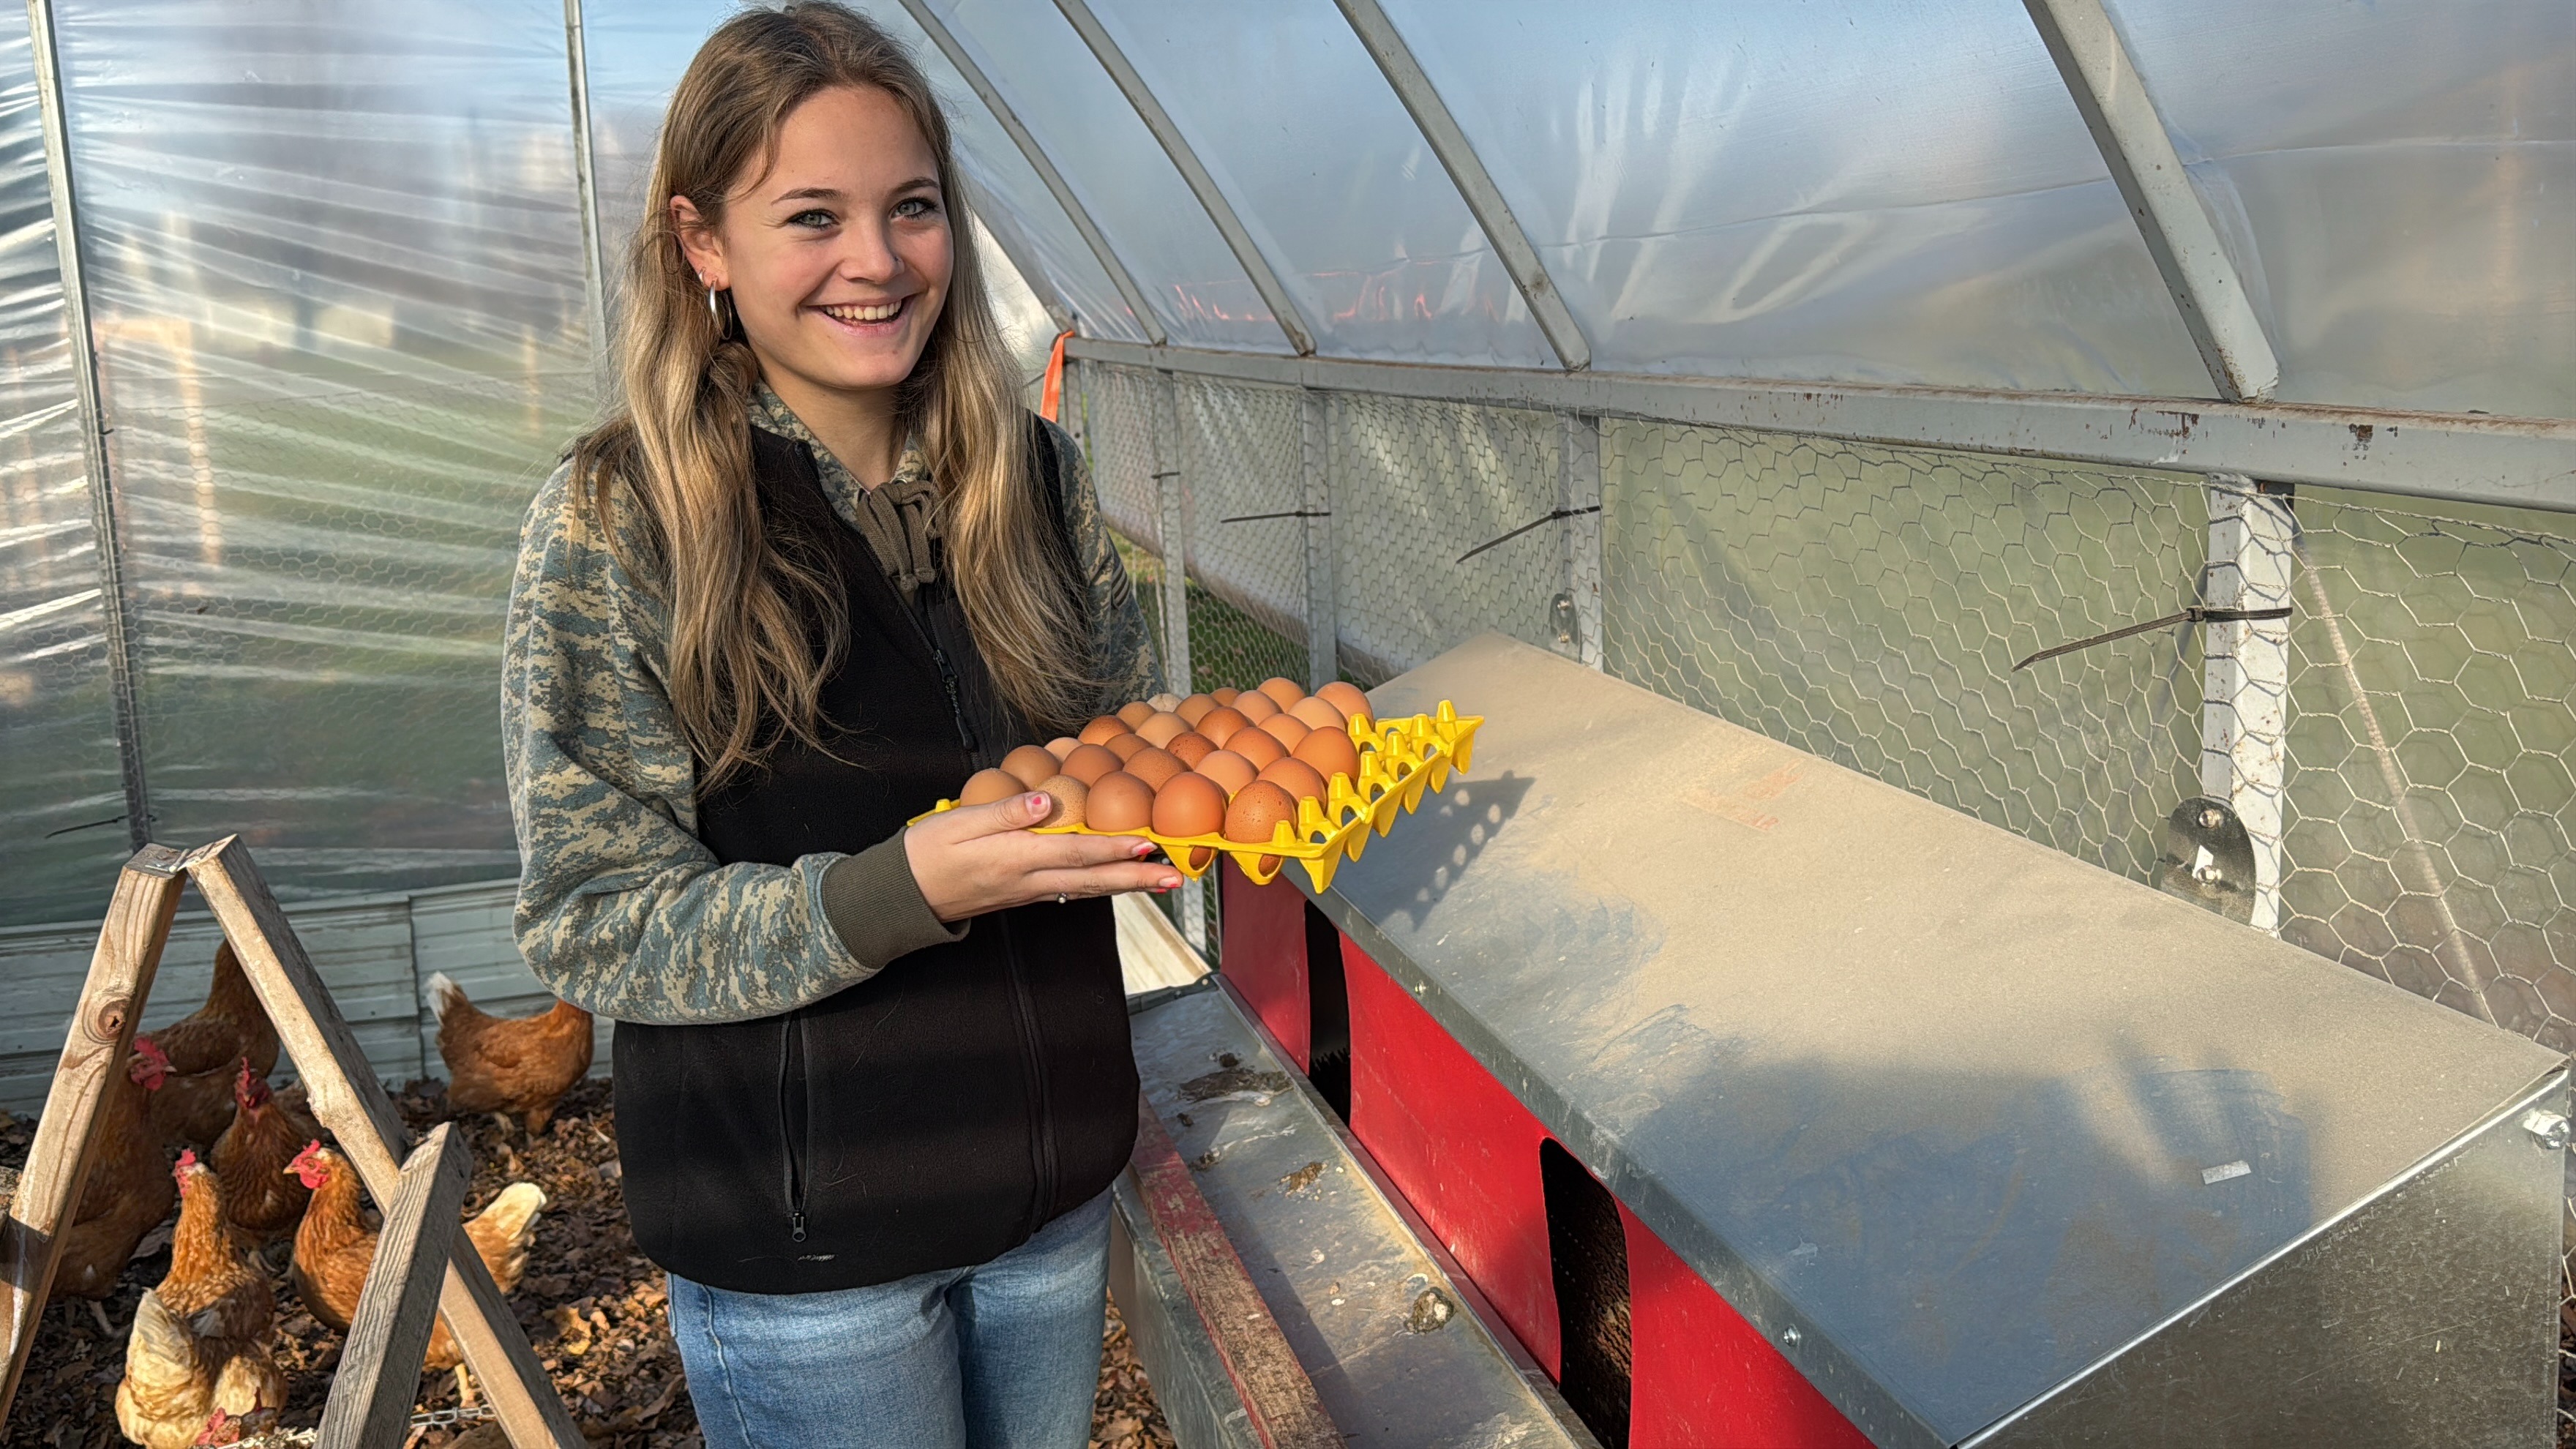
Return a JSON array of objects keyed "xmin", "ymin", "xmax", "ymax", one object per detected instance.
[
  {"xmin": 317, "ymin": 1123, "xmax": 474, "ymax": 1449},
  {"xmin": 0, "ymin": 897, "xmax": 424, "ymax": 1112},
  {"xmin": 1128, "ymin": 1098, "xmax": 1342, "ymax": 1449},
  {"xmin": 187, "ymin": 839, "xmax": 583, "ymax": 1449},
  {"xmin": 1115, "ymin": 892, "xmax": 1211, "ymax": 996},
  {"xmin": 0, "ymin": 843, "xmax": 193, "ymax": 1426}
]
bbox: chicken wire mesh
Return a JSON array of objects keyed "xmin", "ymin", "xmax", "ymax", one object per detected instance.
[
  {"xmin": 1602, "ymin": 422, "xmax": 2209, "ymax": 885},
  {"xmin": 2281, "ymin": 488, "xmax": 2576, "ymax": 1050},
  {"xmin": 1071, "ymin": 356, "xmax": 2576, "ymax": 1098}
]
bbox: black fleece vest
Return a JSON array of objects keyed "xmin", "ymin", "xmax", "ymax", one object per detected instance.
[{"xmin": 611, "ymin": 422, "xmax": 1138, "ymax": 1295}]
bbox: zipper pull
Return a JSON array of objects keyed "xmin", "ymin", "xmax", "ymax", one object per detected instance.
[{"xmin": 790, "ymin": 1211, "xmax": 807, "ymax": 1243}]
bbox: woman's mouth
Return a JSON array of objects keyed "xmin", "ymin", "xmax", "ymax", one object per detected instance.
[{"xmin": 817, "ymin": 298, "xmax": 909, "ymax": 331}]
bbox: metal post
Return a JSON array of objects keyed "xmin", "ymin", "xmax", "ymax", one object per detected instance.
[
  {"xmin": 894, "ymin": 0, "xmax": 1167, "ymax": 346},
  {"xmin": 2201, "ymin": 475, "xmax": 2294, "ymax": 932},
  {"xmin": 2021, "ymin": 0, "xmax": 2279, "ymax": 402},
  {"xmin": 26, "ymin": 0, "xmax": 150, "ymax": 850},
  {"xmin": 1332, "ymin": 0, "xmax": 1590, "ymax": 372},
  {"xmin": 1301, "ymin": 389, "xmax": 1336, "ymax": 690},
  {"xmin": 1152, "ymin": 372, "xmax": 1204, "ymax": 951},
  {"xmin": 1559, "ymin": 413, "xmax": 1603, "ymax": 670},
  {"xmin": 562, "ymin": 0, "xmax": 609, "ymax": 372},
  {"xmin": 1052, "ymin": 0, "xmax": 1317, "ymax": 357}
]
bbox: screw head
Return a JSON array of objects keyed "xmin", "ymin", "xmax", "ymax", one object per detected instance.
[
  {"xmin": 2522, "ymin": 1109, "xmax": 2569, "ymax": 1152},
  {"xmin": 2198, "ymin": 806, "xmax": 2226, "ymax": 831},
  {"xmin": 1780, "ymin": 1326, "xmax": 1802, "ymax": 1349}
]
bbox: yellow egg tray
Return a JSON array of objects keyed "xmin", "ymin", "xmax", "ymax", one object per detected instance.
[{"xmin": 913, "ymin": 699, "xmax": 1483, "ymax": 893}]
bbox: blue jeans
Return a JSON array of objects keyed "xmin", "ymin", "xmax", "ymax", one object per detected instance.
[{"xmin": 667, "ymin": 1190, "xmax": 1112, "ymax": 1448}]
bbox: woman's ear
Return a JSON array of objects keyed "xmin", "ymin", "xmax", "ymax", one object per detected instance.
[{"xmin": 672, "ymin": 195, "xmax": 728, "ymax": 292}]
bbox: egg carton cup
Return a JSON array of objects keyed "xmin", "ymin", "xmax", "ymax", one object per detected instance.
[{"xmin": 913, "ymin": 700, "xmax": 1483, "ymax": 893}]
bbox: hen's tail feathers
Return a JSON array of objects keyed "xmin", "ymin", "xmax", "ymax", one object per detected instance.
[
  {"xmin": 467, "ymin": 1181, "xmax": 547, "ymax": 1288},
  {"xmin": 424, "ymin": 971, "xmax": 473, "ymax": 1027},
  {"xmin": 121, "ymin": 1289, "xmax": 195, "ymax": 1381}
]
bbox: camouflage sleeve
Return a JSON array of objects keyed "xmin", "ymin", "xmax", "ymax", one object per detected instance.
[
  {"xmin": 501, "ymin": 459, "xmax": 879, "ymax": 1025},
  {"xmin": 1043, "ymin": 416, "xmax": 1164, "ymax": 711}
]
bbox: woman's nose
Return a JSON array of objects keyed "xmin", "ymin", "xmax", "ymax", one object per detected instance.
[{"xmin": 834, "ymin": 216, "xmax": 903, "ymax": 283}]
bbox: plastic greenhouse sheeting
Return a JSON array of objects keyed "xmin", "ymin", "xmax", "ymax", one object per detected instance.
[
  {"xmin": 1, "ymin": 0, "xmax": 2569, "ymax": 932},
  {"xmin": 40, "ymin": 0, "xmax": 599, "ymax": 909},
  {"xmin": 0, "ymin": 15, "xmax": 130, "ymax": 926}
]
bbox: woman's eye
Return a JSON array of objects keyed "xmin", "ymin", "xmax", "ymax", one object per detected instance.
[
  {"xmin": 894, "ymin": 196, "xmax": 941, "ymax": 220},
  {"xmin": 790, "ymin": 209, "xmax": 836, "ymax": 229}
]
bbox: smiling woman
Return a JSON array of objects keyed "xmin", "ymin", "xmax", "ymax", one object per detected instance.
[{"xmin": 497, "ymin": 6, "xmax": 1172, "ymax": 1446}]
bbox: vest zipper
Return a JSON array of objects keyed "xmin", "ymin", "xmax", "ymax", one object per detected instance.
[
  {"xmin": 901, "ymin": 591, "xmax": 1051, "ymax": 1229},
  {"xmin": 994, "ymin": 911, "xmax": 1059, "ymax": 1232},
  {"xmin": 778, "ymin": 1011, "xmax": 809, "ymax": 1243}
]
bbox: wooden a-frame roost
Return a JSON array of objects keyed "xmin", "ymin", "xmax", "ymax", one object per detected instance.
[{"xmin": 0, "ymin": 838, "xmax": 582, "ymax": 1448}]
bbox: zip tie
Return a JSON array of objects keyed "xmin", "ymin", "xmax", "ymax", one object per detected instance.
[
  {"xmin": 2013, "ymin": 604, "xmax": 2294, "ymax": 673},
  {"xmin": 1218, "ymin": 509, "xmax": 1330, "ymax": 523},
  {"xmin": 1455, "ymin": 505, "xmax": 1600, "ymax": 564}
]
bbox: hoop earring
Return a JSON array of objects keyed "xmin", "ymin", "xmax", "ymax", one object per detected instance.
[{"xmin": 706, "ymin": 285, "xmax": 735, "ymax": 341}]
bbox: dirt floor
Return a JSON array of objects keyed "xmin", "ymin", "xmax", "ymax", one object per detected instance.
[{"xmin": 1, "ymin": 1078, "xmax": 1175, "ymax": 1448}]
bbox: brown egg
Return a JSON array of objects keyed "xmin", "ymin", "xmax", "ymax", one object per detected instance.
[
  {"xmin": 1211, "ymin": 686, "xmax": 1240, "ymax": 706},
  {"xmin": 1259, "ymin": 757, "xmax": 1328, "ymax": 804},
  {"xmin": 1295, "ymin": 725, "xmax": 1360, "ymax": 785},
  {"xmin": 1224, "ymin": 780, "xmax": 1301, "ymax": 873},
  {"xmin": 1002, "ymin": 745, "xmax": 1062, "ymax": 789},
  {"xmin": 1079, "ymin": 715, "xmax": 1127, "ymax": 746},
  {"xmin": 1175, "ymin": 693, "xmax": 1218, "ymax": 726},
  {"xmin": 1152, "ymin": 772, "xmax": 1227, "ymax": 839},
  {"xmin": 1228, "ymin": 727, "xmax": 1286, "ymax": 771},
  {"xmin": 1061, "ymin": 743, "xmax": 1124, "ymax": 785},
  {"xmin": 1147, "ymin": 692, "xmax": 1183, "ymax": 714},
  {"xmin": 1316, "ymin": 681, "xmax": 1371, "ymax": 727},
  {"xmin": 959, "ymin": 768, "xmax": 1025, "ymax": 806},
  {"xmin": 1231, "ymin": 690, "xmax": 1279, "ymax": 724},
  {"xmin": 1033, "ymin": 775, "xmax": 1087, "ymax": 827},
  {"xmin": 1166, "ymin": 731, "xmax": 1216, "ymax": 768},
  {"xmin": 1257, "ymin": 677, "xmax": 1306, "ymax": 710},
  {"xmin": 1084, "ymin": 772, "xmax": 1155, "ymax": 833},
  {"xmin": 1257, "ymin": 714, "xmax": 1310, "ymax": 751},
  {"xmin": 1045, "ymin": 736, "xmax": 1081, "ymax": 760},
  {"xmin": 1105, "ymin": 733, "xmax": 1150, "ymax": 761},
  {"xmin": 1194, "ymin": 752, "xmax": 1257, "ymax": 797},
  {"xmin": 1126, "ymin": 746, "xmax": 1185, "ymax": 791},
  {"xmin": 1289, "ymin": 697, "xmax": 1345, "ymax": 732},
  {"xmin": 1196, "ymin": 707, "xmax": 1250, "ymax": 747},
  {"xmin": 1136, "ymin": 712, "xmax": 1190, "ymax": 747},
  {"xmin": 1117, "ymin": 700, "xmax": 1156, "ymax": 728}
]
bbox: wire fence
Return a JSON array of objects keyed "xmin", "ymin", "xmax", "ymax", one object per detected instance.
[{"xmin": 1065, "ymin": 355, "xmax": 2576, "ymax": 1199}]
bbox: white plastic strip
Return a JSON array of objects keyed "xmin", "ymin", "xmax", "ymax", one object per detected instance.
[
  {"xmin": 1052, "ymin": 0, "xmax": 1316, "ymax": 356},
  {"xmin": 2022, "ymin": 0, "xmax": 2280, "ymax": 403},
  {"xmin": 561, "ymin": 0, "xmax": 607, "ymax": 366}
]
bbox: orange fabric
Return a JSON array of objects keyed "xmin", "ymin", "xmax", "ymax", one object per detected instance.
[{"xmin": 1039, "ymin": 329, "xmax": 1074, "ymax": 422}]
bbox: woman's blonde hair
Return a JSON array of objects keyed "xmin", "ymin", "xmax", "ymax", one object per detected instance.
[{"xmin": 571, "ymin": 1, "xmax": 1086, "ymax": 784}]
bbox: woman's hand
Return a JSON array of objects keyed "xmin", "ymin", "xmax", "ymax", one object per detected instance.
[{"xmin": 905, "ymin": 790, "xmax": 1183, "ymax": 923}]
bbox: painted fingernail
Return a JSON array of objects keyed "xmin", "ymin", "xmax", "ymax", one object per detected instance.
[
  {"xmin": 1159, "ymin": 876, "xmax": 1183, "ymax": 890},
  {"xmin": 1132, "ymin": 841, "xmax": 1156, "ymax": 858}
]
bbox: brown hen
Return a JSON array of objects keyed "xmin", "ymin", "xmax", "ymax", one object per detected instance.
[
  {"xmin": 141, "ymin": 940, "xmax": 279, "ymax": 1079},
  {"xmin": 115, "ymin": 1153, "xmax": 285, "ymax": 1449},
  {"xmin": 51, "ymin": 1047, "xmax": 176, "ymax": 1311},
  {"xmin": 208, "ymin": 1062, "xmax": 319, "ymax": 1246},
  {"xmin": 427, "ymin": 973, "xmax": 594, "ymax": 1135},
  {"xmin": 132, "ymin": 1037, "xmax": 238, "ymax": 1150},
  {"xmin": 286, "ymin": 1142, "xmax": 546, "ymax": 1371}
]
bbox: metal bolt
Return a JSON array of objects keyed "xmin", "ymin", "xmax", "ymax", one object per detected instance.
[
  {"xmin": 1780, "ymin": 1326, "xmax": 1802, "ymax": 1349},
  {"xmin": 2198, "ymin": 806, "xmax": 2226, "ymax": 831},
  {"xmin": 2522, "ymin": 1109, "xmax": 2569, "ymax": 1152}
]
